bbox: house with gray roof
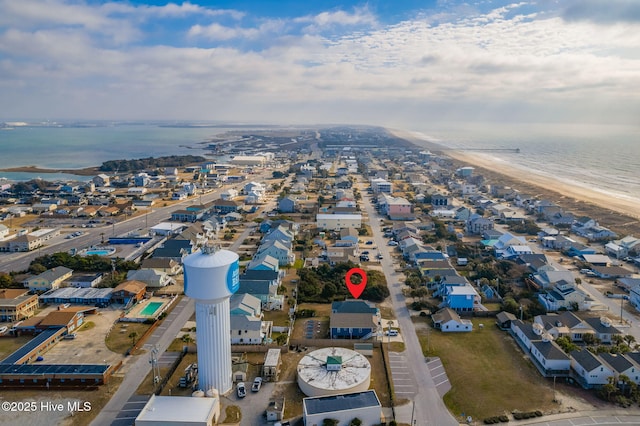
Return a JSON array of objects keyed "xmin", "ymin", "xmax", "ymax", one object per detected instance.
[
  {"xmin": 530, "ymin": 340, "xmax": 571, "ymax": 377},
  {"xmin": 126, "ymin": 269, "xmax": 173, "ymax": 288},
  {"xmin": 230, "ymin": 315, "xmax": 270, "ymax": 344},
  {"xmin": 431, "ymin": 308, "xmax": 472, "ymax": 332},
  {"xmin": 570, "ymin": 349, "xmax": 615, "ymax": 388},
  {"xmin": 600, "ymin": 353, "xmax": 640, "ymax": 385},
  {"xmin": 23, "ymin": 267, "xmax": 73, "ymax": 292},
  {"xmin": 230, "ymin": 293, "xmax": 262, "ymax": 318}
]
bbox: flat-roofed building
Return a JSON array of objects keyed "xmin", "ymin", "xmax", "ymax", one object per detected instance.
[
  {"xmin": 303, "ymin": 390, "xmax": 383, "ymax": 426},
  {"xmin": 316, "ymin": 213, "xmax": 362, "ymax": 231},
  {"xmin": 0, "ymin": 289, "xmax": 39, "ymax": 322},
  {"xmin": 135, "ymin": 394, "xmax": 220, "ymax": 426}
]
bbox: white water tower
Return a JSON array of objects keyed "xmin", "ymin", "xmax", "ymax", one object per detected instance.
[{"xmin": 183, "ymin": 245, "xmax": 239, "ymax": 395}]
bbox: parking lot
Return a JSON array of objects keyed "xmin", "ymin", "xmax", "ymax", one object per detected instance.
[{"xmin": 39, "ymin": 306, "xmax": 123, "ymax": 365}]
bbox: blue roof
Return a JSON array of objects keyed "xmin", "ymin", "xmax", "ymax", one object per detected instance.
[
  {"xmin": 0, "ymin": 364, "xmax": 109, "ymax": 375},
  {"xmin": 2, "ymin": 328, "xmax": 63, "ymax": 364}
]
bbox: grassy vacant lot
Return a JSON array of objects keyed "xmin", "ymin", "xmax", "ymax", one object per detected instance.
[
  {"xmin": 414, "ymin": 317, "xmax": 554, "ymax": 420},
  {"xmin": 105, "ymin": 322, "xmax": 152, "ymax": 354},
  {"xmin": 0, "ymin": 335, "xmax": 32, "ymax": 359}
]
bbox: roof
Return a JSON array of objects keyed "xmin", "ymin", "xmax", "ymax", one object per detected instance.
[
  {"xmin": 496, "ymin": 311, "xmax": 517, "ymax": 323},
  {"xmin": 584, "ymin": 317, "xmax": 621, "ymax": 335},
  {"xmin": 511, "ymin": 320, "xmax": 543, "ymax": 342},
  {"xmin": 0, "ymin": 363, "xmax": 110, "ymax": 375},
  {"xmin": 531, "ymin": 341, "xmax": 569, "ymax": 361},
  {"xmin": 332, "ymin": 299, "xmax": 377, "ymax": 314},
  {"xmin": 600, "ymin": 353, "xmax": 634, "ymax": 373},
  {"xmin": 304, "ymin": 390, "xmax": 381, "ymax": 415},
  {"xmin": 230, "ymin": 293, "xmax": 261, "ymax": 316},
  {"xmin": 38, "ymin": 311, "xmax": 79, "ymax": 327},
  {"xmin": 29, "ymin": 267, "xmax": 73, "ymax": 282},
  {"xmin": 230, "ymin": 315, "xmax": 262, "ymax": 331},
  {"xmin": 2, "ymin": 328, "xmax": 63, "ymax": 364},
  {"xmin": 240, "ymin": 269, "xmax": 278, "ymax": 281},
  {"xmin": 432, "ymin": 308, "xmax": 461, "ymax": 324},
  {"xmin": 316, "ymin": 213, "xmax": 362, "ymax": 220},
  {"xmin": 141, "ymin": 258, "xmax": 177, "ymax": 269},
  {"xmin": 330, "ymin": 312, "xmax": 376, "ymax": 329},
  {"xmin": 136, "ymin": 395, "xmax": 219, "ymax": 423},
  {"xmin": 113, "ymin": 280, "xmax": 147, "ymax": 295},
  {"xmin": 570, "ymin": 349, "xmax": 604, "ymax": 372}
]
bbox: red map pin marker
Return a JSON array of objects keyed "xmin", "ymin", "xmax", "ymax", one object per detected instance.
[{"xmin": 345, "ymin": 268, "xmax": 367, "ymax": 299}]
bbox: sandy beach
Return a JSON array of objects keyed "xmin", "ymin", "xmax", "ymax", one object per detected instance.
[{"xmin": 390, "ymin": 128, "xmax": 640, "ymax": 236}]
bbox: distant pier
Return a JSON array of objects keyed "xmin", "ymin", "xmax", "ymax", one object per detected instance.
[{"xmin": 452, "ymin": 148, "xmax": 521, "ymax": 153}]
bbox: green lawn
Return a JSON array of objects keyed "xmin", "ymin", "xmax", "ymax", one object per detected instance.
[{"xmin": 415, "ymin": 317, "xmax": 555, "ymax": 420}]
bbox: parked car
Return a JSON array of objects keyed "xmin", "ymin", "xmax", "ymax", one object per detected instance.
[
  {"xmin": 384, "ymin": 329, "xmax": 399, "ymax": 336},
  {"xmin": 252, "ymin": 377, "xmax": 262, "ymax": 392},
  {"xmin": 377, "ymin": 254, "xmax": 383, "ymax": 260},
  {"xmin": 237, "ymin": 382, "xmax": 246, "ymax": 398},
  {"xmin": 388, "ymin": 241, "xmax": 398, "ymax": 246},
  {"xmin": 366, "ymin": 240, "xmax": 374, "ymax": 245}
]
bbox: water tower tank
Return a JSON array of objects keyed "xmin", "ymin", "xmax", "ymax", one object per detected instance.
[{"xmin": 184, "ymin": 246, "xmax": 239, "ymax": 395}]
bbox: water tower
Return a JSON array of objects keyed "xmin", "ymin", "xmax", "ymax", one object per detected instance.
[{"xmin": 183, "ymin": 245, "xmax": 239, "ymax": 395}]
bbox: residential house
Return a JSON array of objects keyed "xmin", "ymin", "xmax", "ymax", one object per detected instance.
[
  {"xmin": 538, "ymin": 278, "xmax": 593, "ymax": 311},
  {"xmin": 220, "ymin": 188, "xmax": 238, "ymax": 200},
  {"xmin": 530, "ymin": 340, "xmax": 572, "ymax": 377},
  {"xmin": 230, "ymin": 293, "xmax": 262, "ymax": 317},
  {"xmin": 126, "ymin": 269, "xmax": 173, "ymax": 288},
  {"xmin": 330, "ymin": 300, "xmax": 380, "ymax": 339},
  {"xmin": 599, "ymin": 353, "xmax": 640, "ymax": 385},
  {"xmin": 213, "ymin": 199, "xmax": 241, "ymax": 213},
  {"xmin": 92, "ymin": 174, "xmax": 110, "ymax": 187},
  {"xmin": 316, "ymin": 214, "xmax": 362, "ymax": 231},
  {"xmin": 65, "ymin": 273, "xmax": 103, "ymax": 288},
  {"xmin": 230, "ymin": 315, "xmax": 269, "ymax": 344},
  {"xmin": 570, "ymin": 349, "xmax": 615, "ymax": 389},
  {"xmin": 326, "ymin": 246, "xmax": 359, "ymax": 266},
  {"xmin": 431, "ymin": 308, "xmax": 473, "ymax": 332},
  {"xmin": 278, "ymin": 196, "xmax": 297, "ymax": 213},
  {"xmin": 440, "ymin": 284, "xmax": 479, "ymax": 312},
  {"xmin": 431, "ymin": 193, "xmax": 451, "ymax": 207},
  {"xmin": 590, "ymin": 265, "xmax": 633, "ymax": 280},
  {"xmin": 246, "ymin": 253, "xmax": 279, "ymax": 272},
  {"xmin": 111, "ymin": 280, "xmax": 147, "ymax": 305},
  {"xmin": 256, "ymin": 240, "xmax": 294, "ymax": 266},
  {"xmin": 534, "ymin": 312, "xmax": 594, "ymax": 342},
  {"xmin": 140, "ymin": 258, "xmax": 182, "ymax": 276},
  {"xmin": 496, "ymin": 311, "xmax": 517, "ymax": 330},
  {"xmin": 23, "ymin": 267, "xmax": 73, "ymax": 292}
]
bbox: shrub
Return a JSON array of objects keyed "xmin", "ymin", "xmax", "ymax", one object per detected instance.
[{"xmin": 499, "ymin": 415, "xmax": 509, "ymax": 422}]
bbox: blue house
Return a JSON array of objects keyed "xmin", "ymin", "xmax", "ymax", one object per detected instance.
[
  {"xmin": 441, "ymin": 284, "xmax": 479, "ymax": 312},
  {"xmin": 330, "ymin": 300, "xmax": 380, "ymax": 340}
]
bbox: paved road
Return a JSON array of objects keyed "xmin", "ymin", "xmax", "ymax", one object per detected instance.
[
  {"xmin": 359, "ymin": 181, "xmax": 458, "ymax": 426},
  {"xmin": 0, "ymin": 173, "xmax": 272, "ymax": 272}
]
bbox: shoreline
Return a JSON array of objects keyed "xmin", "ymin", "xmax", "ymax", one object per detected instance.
[
  {"xmin": 0, "ymin": 165, "xmax": 100, "ymax": 176},
  {"xmin": 389, "ymin": 128, "xmax": 640, "ymax": 236}
]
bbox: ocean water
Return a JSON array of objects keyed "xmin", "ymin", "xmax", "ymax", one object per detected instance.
[
  {"xmin": 0, "ymin": 124, "xmax": 233, "ymax": 181},
  {"xmin": 409, "ymin": 122, "xmax": 640, "ymax": 204}
]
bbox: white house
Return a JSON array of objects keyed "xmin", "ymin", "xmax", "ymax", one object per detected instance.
[
  {"xmin": 570, "ymin": 349, "xmax": 615, "ymax": 388},
  {"xmin": 529, "ymin": 340, "xmax": 571, "ymax": 377},
  {"xmin": 316, "ymin": 214, "xmax": 362, "ymax": 231},
  {"xmin": 431, "ymin": 308, "xmax": 473, "ymax": 332}
]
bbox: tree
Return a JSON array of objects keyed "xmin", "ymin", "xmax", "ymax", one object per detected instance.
[
  {"xmin": 322, "ymin": 419, "xmax": 338, "ymax": 426},
  {"xmin": 129, "ymin": 331, "xmax": 138, "ymax": 347},
  {"xmin": 349, "ymin": 418, "xmax": 363, "ymax": 426}
]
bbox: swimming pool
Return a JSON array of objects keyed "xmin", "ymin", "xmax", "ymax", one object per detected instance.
[
  {"xmin": 85, "ymin": 249, "xmax": 112, "ymax": 256},
  {"xmin": 82, "ymin": 246, "xmax": 116, "ymax": 256},
  {"xmin": 140, "ymin": 302, "xmax": 163, "ymax": 317}
]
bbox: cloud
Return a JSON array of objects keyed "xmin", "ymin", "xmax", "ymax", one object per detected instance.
[
  {"xmin": 1, "ymin": 1, "xmax": 639, "ymax": 126},
  {"xmin": 562, "ymin": 0, "xmax": 640, "ymax": 24}
]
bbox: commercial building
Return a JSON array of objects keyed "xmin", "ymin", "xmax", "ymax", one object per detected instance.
[
  {"xmin": 303, "ymin": 390, "xmax": 383, "ymax": 426},
  {"xmin": 0, "ymin": 289, "xmax": 39, "ymax": 322},
  {"xmin": 316, "ymin": 214, "xmax": 362, "ymax": 231},
  {"xmin": 135, "ymin": 394, "xmax": 220, "ymax": 426}
]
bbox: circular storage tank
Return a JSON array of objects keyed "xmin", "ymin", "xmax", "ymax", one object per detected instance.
[
  {"xmin": 183, "ymin": 248, "xmax": 239, "ymax": 301},
  {"xmin": 297, "ymin": 347, "xmax": 371, "ymax": 397},
  {"xmin": 205, "ymin": 388, "xmax": 219, "ymax": 398},
  {"xmin": 192, "ymin": 390, "xmax": 205, "ymax": 397}
]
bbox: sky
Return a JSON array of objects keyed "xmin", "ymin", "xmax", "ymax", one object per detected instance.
[{"xmin": 1, "ymin": 0, "xmax": 639, "ymax": 128}]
